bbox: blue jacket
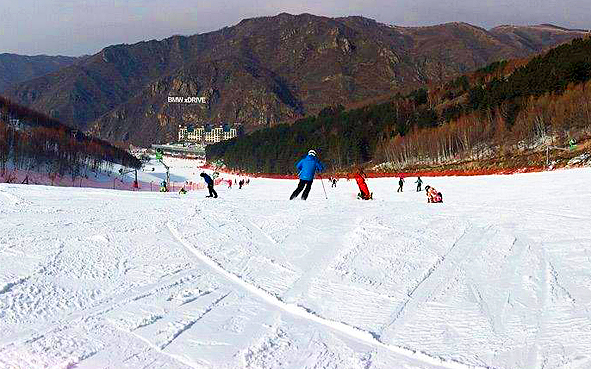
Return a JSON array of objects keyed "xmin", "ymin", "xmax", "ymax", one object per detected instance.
[
  {"xmin": 296, "ymin": 155, "xmax": 324, "ymax": 181},
  {"xmin": 201, "ymin": 173, "xmax": 213, "ymax": 185}
]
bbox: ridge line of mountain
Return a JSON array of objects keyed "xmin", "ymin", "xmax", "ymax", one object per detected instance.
[{"xmin": 3, "ymin": 13, "xmax": 588, "ymax": 146}]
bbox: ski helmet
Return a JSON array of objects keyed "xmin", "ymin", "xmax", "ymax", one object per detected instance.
[
  {"xmin": 425, "ymin": 185, "xmax": 430, "ymax": 191},
  {"xmin": 308, "ymin": 150, "xmax": 317, "ymax": 156}
]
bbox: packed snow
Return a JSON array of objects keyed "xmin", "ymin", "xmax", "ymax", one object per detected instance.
[{"xmin": 1, "ymin": 163, "xmax": 590, "ymax": 369}]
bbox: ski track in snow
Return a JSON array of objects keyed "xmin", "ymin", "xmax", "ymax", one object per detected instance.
[
  {"xmin": 380, "ymin": 225, "xmax": 493, "ymax": 335},
  {"xmin": 2, "ymin": 165, "xmax": 591, "ymax": 369},
  {"xmin": 0, "ymin": 188, "xmax": 25, "ymax": 206},
  {"xmin": 167, "ymin": 221, "xmax": 492, "ymax": 369}
]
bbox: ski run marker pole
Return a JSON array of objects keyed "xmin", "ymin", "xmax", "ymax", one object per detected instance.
[{"xmin": 319, "ymin": 175, "xmax": 328, "ymax": 199}]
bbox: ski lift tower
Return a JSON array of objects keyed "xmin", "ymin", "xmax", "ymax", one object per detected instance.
[
  {"xmin": 155, "ymin": 149, "xmax": 170, "ymax": 185},
  {"xmin": 119, "ymin": 168, "xmax": 139, "ymax": 188}
]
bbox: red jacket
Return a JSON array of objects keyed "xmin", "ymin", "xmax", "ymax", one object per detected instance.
[{"xmin": 355, "ymin": 174, "xmax": 370, "ymax": 197}]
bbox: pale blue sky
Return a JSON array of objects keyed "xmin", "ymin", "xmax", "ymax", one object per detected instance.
[{"xmin": 1, "ymin": 0, "xmax": 589, "ymax": 56}]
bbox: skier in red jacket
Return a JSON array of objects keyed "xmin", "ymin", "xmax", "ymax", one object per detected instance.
[{"xmin": 354, "ymin": 171, "xmax": 372, "ymax": 200}]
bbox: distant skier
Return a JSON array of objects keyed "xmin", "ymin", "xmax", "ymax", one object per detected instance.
[
  {"xmin": 331, "ymin": 178, "xmax": 337, "ymax": 188},
  {"xmin": 397, "ymin": 177, "xmax": 405, "ymax": 192},
  {"xmin": 239, "ymin": 179, "xmax": 244, "ymax": 189},
  {"xmin": 425, "ymin": 185, "xmax": 443, "ymax": 203},
  {"xmin": 415, "ymin": 176, "xmax": 423, "ymax": 192},
  {"xmin": 354, "ymin": 171, "xmax": 372, "ymax": 200},
  {"xmin": 178, "ymin": 186, "xmax": 187, "ymax": 195},
  {"xmin": 159, "ymin": 180, "xmax": 168, "ymax": 192},
  {"xmin": 200, "ymin": 172, "xmax": 218, "ymax": 198},
  {"xmin": 290, "ymin": 149, "xmax": 324, "ymax": 200}
]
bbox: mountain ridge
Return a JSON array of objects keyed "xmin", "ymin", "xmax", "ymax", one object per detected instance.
[
  {"xmin": 4, "ymin": 13, "xmax": 588, "ymax": 146},
  {"xmin": 0, "ymin": 54, "xmax": 81, "ymax": 91}
]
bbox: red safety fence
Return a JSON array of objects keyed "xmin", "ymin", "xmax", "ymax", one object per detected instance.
[
  {"xmin": 364, "ymin": 166, "xmax": 545, "ymax": 178},
  {"xmin": 233, "ymin": 165, "xmax": 547, "ymax": 180},
  {"xmin": 0, "ymin": 167, "xmax": 235, "ymax": 193}
]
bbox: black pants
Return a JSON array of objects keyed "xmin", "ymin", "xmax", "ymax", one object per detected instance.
[
  {"xmin": 290, "ymin": 180, "xmax": 313, "ymax": 200},
  {"xmin": 397, "ymin": 185, "xmax": 403, "ymax": 192},
  {"xmin": 208, "ymin": 184, "xmax": 218, "ymax": 198},
  {"xmin": 417, "ymin": 184, "xmax": 422, "ymax": 192}
]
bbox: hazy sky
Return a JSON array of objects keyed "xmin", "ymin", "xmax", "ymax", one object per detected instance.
[{"xmin": 1, "ymin": 0, "xmax": 589, "ymax": 56}]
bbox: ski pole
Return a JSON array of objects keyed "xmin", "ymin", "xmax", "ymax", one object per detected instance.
[{"xmin": 319, "ymin": 175, "xmax": 328, "ymax": 199}]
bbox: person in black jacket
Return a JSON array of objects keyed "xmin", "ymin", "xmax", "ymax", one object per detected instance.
[{"xmin": 200, "ymin": 172, "xmax": 218, "ymax": 198}]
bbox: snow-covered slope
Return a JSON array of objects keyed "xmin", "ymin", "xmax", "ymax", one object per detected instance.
[{"xmin": 1, "ymin": 168, "xmax": 590, "ymax": 369}]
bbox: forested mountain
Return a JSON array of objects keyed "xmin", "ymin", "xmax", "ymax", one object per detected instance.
[
  {"xmin": 0, "ymin": 54, "xmax": 80, "ymax": 91},
  {"xmin": 206, "ymin": 36, "xmax": 591, "ymax": 174},
  {"xmin": 0, "ymin": 95, "xmax": 140, "ymax": 181},
  {"xmin": 3, "ymin": 13, "xmax": 587, "ymax": 146}
]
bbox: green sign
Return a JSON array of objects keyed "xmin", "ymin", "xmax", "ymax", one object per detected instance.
[{"xmin": 569, "ymin": 139, "xmax": 577, "ymax": 151}]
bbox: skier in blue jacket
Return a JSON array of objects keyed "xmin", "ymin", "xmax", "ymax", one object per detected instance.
[{"xmin": 290, "ymin": 150, "xmax": 324, "ymax": 200}]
